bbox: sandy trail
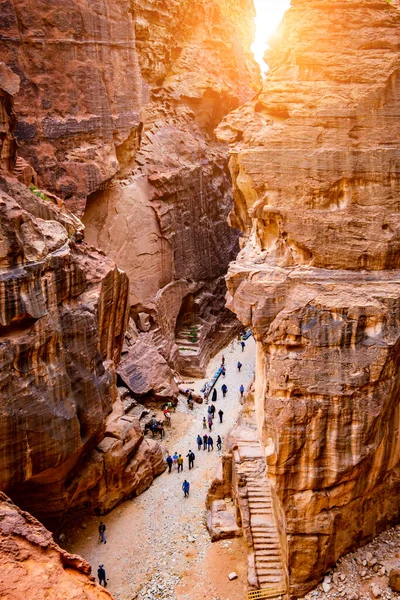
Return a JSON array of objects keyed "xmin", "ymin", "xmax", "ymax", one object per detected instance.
[{"xmin": 64, "ymin": 335, "xmax": 256, "ymax": 600}]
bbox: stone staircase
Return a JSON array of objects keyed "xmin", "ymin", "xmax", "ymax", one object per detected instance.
[{"xmin": 232, "ymin": 432, "xmax": 287, "ymax": 599}]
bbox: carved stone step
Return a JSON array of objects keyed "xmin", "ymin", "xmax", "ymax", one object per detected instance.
[
  {"xmin": 256, "ymin": 573, "xmax": 284, "ymax": 582},
  {"xmin": 255, "ymin": 559, "xmax": 282, "ymax": 568}
]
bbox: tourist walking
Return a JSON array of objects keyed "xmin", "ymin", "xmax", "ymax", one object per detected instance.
[
  {"xmin": 218, "ymin": 409, "xmax": 224, "ymax": 423},
  {"xmin": 240, "ymin": 384, "xmax": 245, "ymax": 397},
  {"xmin": 98, "ymin": 521, "xmax": 106, "ymax": 544},
  {"xmin": 203, "ymin": 433, "xmax": 208, "ymax": 450},
  {"xmin": 221, "ymin": 366, "xmax": 226, "ymax": 377},
  {"xmin": 182, "ymin": 479, "xmax": 190, "ymax": 497},
  {"xmin": 221, "ymin": 383, "xmax": 227, "ymax": 398},
  {"xmin": 187, "ymin": 450, "xmax": 195, "ymax": 470},
  {"xmin": 202, "ymin": 417, "xmax": 207, "ymax": 429},
  {"xmin": 217, "ymin": 435, "xmax": 222, "ymax": 450},
  {"xmin": 208, "ymin": 416, "xmax": 213, "ymax": 432},
  {"xmin": 98, "ymin": 565, "xmax": 107, "ymax": 587},
  {"xmin": 237, "ymin": 361, "xmax": 242, "ymax": 372},
  {"xmin": 197, "ymin": 434, "xmax": 202, "ymax": 451},
  {"xmin": 241, "ymin": 340, "xmax": 245, "ymax": 352},
  {"xmin": 207, "ymin": 435, "xmax": 213, "ymax": 452},
  {"xmin": 212, "ymin": 388, "xmax": 217, "ymax": 402},
  {"xmin": 173, "ymin": 451, "xmax": 179, "ymax": 468},
  {"xmin": 210, "ymin": 404, "xmax": 215, "ymax": 417},
  {"xmin": 166, "ymin": 454, "xmax": 173, "ymax": 473},
  {"xmin": 177, "ymin": 454, "xmax": 184, "ymax": 472}
]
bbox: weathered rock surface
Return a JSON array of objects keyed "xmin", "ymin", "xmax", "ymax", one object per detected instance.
[
  {"xmin": 118, "ymin": 335, "xmax": 178, "ymax": 400},
  {"xmin": 218, "ymin": 0, "xmax": 400, "ymax": 596},
  {"xmin": 82, "ymin": 0, "xmax": 259, "ymax": 377},
  {"xmin": 0, "ymin": 80, "xmax": 164, "ymax": 525},
  {"xmin": 1, "ymin": 0, "xmax": 258, "ymax": 393},
  {"xmin": 0, "ymin": 492, "xmax": 112, "ymax": 599},
  {"xmin": 0, "ymin": 0, "xmax": 142, "ymax": 216}
]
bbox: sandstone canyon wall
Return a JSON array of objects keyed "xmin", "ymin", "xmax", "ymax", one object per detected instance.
[
  {"xmin": 217, "ymin": 0, "xmax": 400, "ymax": 596},
  {"xmin": 0, "ymin": 0, "xmax": 258, "ymax": 525},
  {"xmin": 1, "ymin": 0, "xmax": 259, "ymax": 385},
  {"xmin": 0, "ymin": 65, "xmax": 164, "ymax": 527},
  {"xmin": 79, "ymin": 0, "xmax": 260, "ymax": 378},
  {"xmin": 0, "ymin": 492, "xmax": 113, "ymax": 599}
]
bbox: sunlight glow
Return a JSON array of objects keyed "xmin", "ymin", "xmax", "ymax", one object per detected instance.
[{"xmin": 252, "ymin": 0, "xmax": 291, "ymax": 73}]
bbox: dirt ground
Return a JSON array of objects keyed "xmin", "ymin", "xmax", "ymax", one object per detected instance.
[{"xmin": 63, "ymin": 336, "xmax": 256, "ymax": 600}]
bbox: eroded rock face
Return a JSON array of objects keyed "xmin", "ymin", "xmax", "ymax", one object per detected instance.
[
  {"xmin": 82, "ymin": 0, "xmax": 259, "ymax": 377},
  {"xmin": 0, "ymin": 79, "xmax": 164, "ymax": 525},
  {"xmin": 0, "ymin": 492, "xmax": 113, "ymax": 599},
  {"xmin": 217, "ymin": 0, "xmax": 400, "ymax": 596},
  {"xmin": 0, "ymin": 0, "xmax": 142, "ymax": 216}
]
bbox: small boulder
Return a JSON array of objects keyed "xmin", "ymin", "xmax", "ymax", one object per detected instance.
[
  {"xmin": 228, "ymin": 572, "xmax": 238, "ymax": 581},
  {"xmin": 389, "ymin": 569, "xmax": 400, "ymax": 592},
  {"xmin": 322, "ymin": 582, "xmax": 331, "ymax": 593},
  {"xmin": 370, "ymin": 583, "xmax": 381, "ymax": 598}
]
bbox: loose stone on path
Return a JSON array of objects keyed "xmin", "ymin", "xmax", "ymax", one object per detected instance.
[{"xmin": 63, "ymin": 336, "xmax": 256, "ymax": 600}]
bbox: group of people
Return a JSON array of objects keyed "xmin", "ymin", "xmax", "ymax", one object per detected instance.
[
  {"xmin": 172, "ymin": 343, "xmax": 247, "ymax": 497},
  {"xmin": 95, "ymin": 339, "xmax": 248, "ymax": 588}
]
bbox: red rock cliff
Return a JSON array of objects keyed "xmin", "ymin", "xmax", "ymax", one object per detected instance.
[
  {"xmin": 0, "ymin": 69, "xmax": 164, "ymax": 526},
  {"xmin": 81, "ymin": 0, "xmax": 260, "ymax": 378},
  {"xmin": 1, "ymin": 0, "xmax": 259, "ymax": 387},
  {"xmin": 217, "ymin": 0, "xmax": 400, "ymax": 595},
  {"xmin": 0, "ymin": 492, "xmax": 113, "ymax": 599}
]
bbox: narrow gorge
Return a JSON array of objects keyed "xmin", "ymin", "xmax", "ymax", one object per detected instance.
[{"xmin": 0, "ymin": 0, "xmax": 400, "ymax": 599}]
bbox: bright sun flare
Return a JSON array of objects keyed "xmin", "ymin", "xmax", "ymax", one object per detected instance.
[{"xmin": 252, "ymin": 0, "xmax": 291, "ymax": 73}]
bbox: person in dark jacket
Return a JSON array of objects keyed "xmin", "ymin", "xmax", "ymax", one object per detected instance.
[
  {"xmin": 98, "ymin": 522, "xmax": 106, "ymax": 544},
  {"xmin": 221, "ymin": 383, "xmax": 228, "ymax": 397},
  {"xmin": 203, "ymin": 433, "xmax": 208, "ymax": 450},
  {"xmin": 98, "ymin": 565, "xmax": 107, "ymax": 587},
  {"xmin": 218, "ymin": 409, "xmax": 224, "ymax": 423},
  {"xmin": 166, "ymin": 454, "xmax": 173, "ymax": 473},
  {"xmin": 207, "ymin": 436, "xmax": 213, "ymax": 452},
  {"xmin": 186, "ymin": 450, "xmax": 195, "ymax": 469},
  {"xmin": 197, "ymin": 434, "xmax": 202, "ymax": 451},
  {"xmin": 212, "ymin": 388, "xmax": 217, "ymax": 402},
  {"xmin": 240, "ymin": 384, "xmax": 245, "ymax": 397},
  {"xmin": 217, "ymin": 435, "xmax": 222, "ymax": 451}
]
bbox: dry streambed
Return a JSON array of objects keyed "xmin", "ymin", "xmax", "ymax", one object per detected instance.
[{"xmin": 64, "ymin": 337, "xmax": 256, "ymax": 600}]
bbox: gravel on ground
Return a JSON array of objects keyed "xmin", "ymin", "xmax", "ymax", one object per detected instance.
[{"xmin": 63, "ymin": 336, "xmax": 256, "ymax": 600}]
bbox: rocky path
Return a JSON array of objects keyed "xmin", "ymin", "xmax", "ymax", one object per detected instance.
[
  {"xmin": 299, "ymin": 525, "xmax": 400, "ymax": 600},
  {"xmin": 64, "ymin": 336, "xmax": 256, "ymax": 600}
]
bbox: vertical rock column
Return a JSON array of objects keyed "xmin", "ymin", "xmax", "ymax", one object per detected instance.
[{"xmin": 217, "ymin": 0, "xmax": 400, "ymax": 596}]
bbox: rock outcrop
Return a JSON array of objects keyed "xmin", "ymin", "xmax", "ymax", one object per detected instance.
[
  {"xmin": 82, "ymin": 0, "xmax": 259, "ymax": 377},
  {"xmin": 1, "ymin": 0, "xmax": 142, "ymax": 216},
  {"xmin": 0, "ymin": 75, "xmax": 164, "ymax": 526},
  {"xmin": 217, "ymin": 0, "xmax": 400, "ymax": 596},
  {"xmin": 0, "ymin": 492, "xmax": 113, "ymax": 599},
  {"xmin": 1, "ymin": 0, "xmax": 259, "ymax": 384}
]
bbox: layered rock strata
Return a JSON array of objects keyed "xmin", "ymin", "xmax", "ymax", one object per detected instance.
[
  {"xmin": 0, "ymin": 78, "xmax": 164, "ymax": 525},
  {"xmin": 217, "ymin": 0, "xmax": 400, "ymax": 596},
  {"xmin": 82, "ymin": 0, "xmax": 259, "ymax": 378},
  {"xmin": 1, "ymin": 0, "xmax": 259, "ymax": 385},
  {"xmin": 0, "ymin": 492, "xmax": 113, "ymax": 599},
  {"xmin": 0, "ymin": 0, "xmax": 142, "ymax": 216}
]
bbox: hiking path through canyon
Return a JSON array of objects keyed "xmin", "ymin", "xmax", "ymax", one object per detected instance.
[{"xmin": 64, "ymin": 336, "xmax": 256, "ymax": 600}]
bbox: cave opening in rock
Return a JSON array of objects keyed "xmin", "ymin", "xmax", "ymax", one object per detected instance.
[
  {"xmin": 175, "ymin": 294, "xmax": 198, "ymax": 332},
  {"xmin": 252, "ymin": 0, "xmax": 291, "ymax": 73}
]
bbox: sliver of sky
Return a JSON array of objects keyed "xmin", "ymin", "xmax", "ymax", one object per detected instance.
[{"xmin": 252, "ymin": 0, "xmax": 291, "ymax": 73}]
